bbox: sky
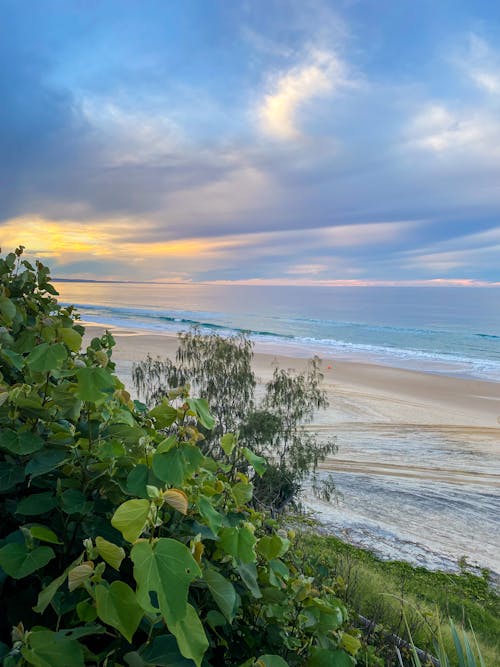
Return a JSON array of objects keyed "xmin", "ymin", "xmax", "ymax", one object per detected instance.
[{"xmin": 1, "ymin": 0, "xmax": 500, "ymax": 285}]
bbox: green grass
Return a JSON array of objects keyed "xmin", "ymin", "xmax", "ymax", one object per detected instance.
[{"xmin": 289, "ymin": 529, "xmax": 499, "ymax": 666}]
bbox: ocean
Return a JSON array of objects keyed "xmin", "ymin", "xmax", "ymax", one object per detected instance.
[
  {"xmin": 54, "ymin": 281, "xmax": 500, "ymax": 576},
  {"xmin": 54, "ymin": 281, "xmax": 500, "ymax": 381}
]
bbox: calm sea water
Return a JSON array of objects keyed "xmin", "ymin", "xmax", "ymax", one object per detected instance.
[
  {"xmin": 54, "ymin": 281, "xmax": 500, "ymax": 381},
  {"xmin": 54, "ymin": 281, "xmax": 500, "ymax": 575}
]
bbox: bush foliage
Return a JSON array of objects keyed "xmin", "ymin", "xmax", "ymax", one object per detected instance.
[{"xmin": 0, "ymin": 248, "xmax": 358, "ymax": 666}]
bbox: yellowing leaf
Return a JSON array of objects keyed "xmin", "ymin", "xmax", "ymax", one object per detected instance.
[
  {"xmin": 163, "ymin": 488, "xmax": 188, "ymax": 515},
  {"xmin": 95, "ymin": 536, "xmax": 125, "ymax": 571},
  {"xmin": 340, "ymin": 632, "xmax": 362, "ymax": 656},
  {"xmin": 192, "ymin": 540, "xmax": 204, "ymax": 564},
  {"xmin": 68, "ymin": 562, "xmax": 94, "ymax": 592}
]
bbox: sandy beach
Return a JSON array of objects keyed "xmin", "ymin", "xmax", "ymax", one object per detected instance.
[
  {"xmin": 85, "ymin": 323, "xmax": 500, "ymax": 428},
  {"xmin": 84, "ymin": 323, "xmax": 500, "ymax": 572}
]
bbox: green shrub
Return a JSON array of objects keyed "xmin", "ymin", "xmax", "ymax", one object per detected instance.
[{"xmin": 0, "ymin": 248, "xmax": 357, "ymax": 666}]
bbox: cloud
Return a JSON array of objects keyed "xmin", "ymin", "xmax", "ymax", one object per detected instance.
[
  {"xmin": 286, "ymin": 263, "xmax": 328, "ymax": 275},
  {"xmin": 2, "ymin": 4, "xmax": 500, "ymax": 285},
  {"xmin": 407, "ymin": 104, "xmax": 500, "ymax": 156},
  {"xmin": 80, "ymin": 98, "xmax": 183, "ymax": 166},
  {"xmin": 400, "ymin": 225, "xmax": 500, "ymax": 278},
  {"xmin": 257, "ymin": 49, "xmax": 350, "ymax": 139},
  {"xmin": 460, "ymin": 33, "xmax": 500, "ymax": 95},
  {"xmin": 1, "ymin": 214, "xmax": 421, "ymax": 282},
  {"xmin": 208, "ymin": 277, "xmax": 500, "ymax": 287}
]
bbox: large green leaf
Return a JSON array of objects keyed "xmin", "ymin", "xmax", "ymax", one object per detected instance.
[
  {"xmin": 169, "ymin": 603, "xmax": 208, "ymax": 667},
  {"xmin": 242, "ymin": 447, "xmax": 267, "ymax": 476},
  {"xmin": 140, "ymin": 635, "xmax": 195, "ymax": 666},
  {"xmin": 107, "ymin": 422, "xmax": 146, "ymax": 446},
  {"xmin": 0, "ymin": 295, "xmax": 16, "ymax": 322},
  {"xmin": 95, "ymin": 581, "xmax": 143, "ymax": 643},
  {"xmin": 149, "ymin": 399, "xmax": 178, "ymax": 429},
  {"xmin": 218, "ymin": 525, "xmax": 256, "ymax": 564},
  {"xmin": 126, "ymin": 465, "xmax": 149, "ymax": 498},
  {"xmin": 75, "ymin": 366, "xmax": 115, "ymax": 402},
  {"xmin": 60, "ymin": 489, "xmax": 92, "ymax": 515},
  {"xmin": 13, "ymin": 330, "xmax": 36, "ymax": 354},
  {"xmin": 25, "ymin": 450, "xmax": 68, "ymax": 478},
  {"xmin": 0, "ymin": 543, "xmax": 55, "ymax": 579},
  {"xmin": 0, "ymin": 429, "xmax": 44, "ymax": 455},
  {"xmin": 21, "ymin": 629, "xmax": 84, "ymax": 667},
  {"xmin": 231, "ymin": 481, "xmax": 253, "ymax": 506},
  {"xmin": 268, "ymin": 559, "xmax": 289, "ymax": 588},
  {"xmin": 0, "ymin": 461, "xmax": 25, "ymax": 492},
  {"xmin": 111, "ymin": 499, "xmax": 151, "ymax": 543},
  {"xmin": 204, "ymin": 563, "xmax": 238, "ymax": 622},
  {"xmin": 220, "ymin": 433, "xmax": 236, "ymax": 456},
  {"xmin": 236, "ymin": 562, "xmax": 262, "ymax": 598},
  {"xmin": 186, "ymin": 398, "xmax": 215, "ymax": 430},
  {"xmin": 26, "ymin": 342, "xmax": 67, "ymax": 373},
  {"xmin": 256, "ymin": 535, "xmax": 289, "ymax": 561},
  {"xmin": 198, "ymin": 496, "xmax": 226, "ymax": 535},
  {"xmin": 131, "ymin": 538, "xmax": 201, "ymax": 625},
  {"xmin": 152, "ymin": 444, "xmax": 203, "ymax": 487},
  {"xmin": 59, "ymin": 327, "xmax": 82, "ymax": 352},
  {"xmin": 16, "ymin": 493, "xmax": 57, "ymax": 516}
]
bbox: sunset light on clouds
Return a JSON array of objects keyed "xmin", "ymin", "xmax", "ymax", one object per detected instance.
[{"xmin": 1, "ymin": 0, "xmax": 500, "ymax": 284}]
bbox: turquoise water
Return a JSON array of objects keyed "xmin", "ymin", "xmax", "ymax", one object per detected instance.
[{"xmin": 54, "ymin": 281, "xmax": 500, "ymax": 381}]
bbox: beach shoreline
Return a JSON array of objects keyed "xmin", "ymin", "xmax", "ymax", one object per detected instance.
[
  {"xmin": 84, "ymin": 322, "xmax": 500, "ymax": 429},
  {"xmin": 83, "ymin": 322, "xmax": 500, "ymax": 575}
]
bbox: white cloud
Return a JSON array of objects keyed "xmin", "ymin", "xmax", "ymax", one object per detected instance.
[
  {"xmin": 462, "ymin": 34, "xmax": 500, "ymax": 95},
  {"xmin": 257, "ymin": 49, "xmax": 350, "ymax": 140},
  {"xmin": 407, "ymin": 103, "xmax": 500, "ymax": 155},
  {"xmin": 470, "ymin": 70, "xmax": 500, "ymax": 94}
]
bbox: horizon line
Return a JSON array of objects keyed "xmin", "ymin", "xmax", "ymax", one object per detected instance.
[{"xmin": 52, "ymin": 277, "xmax": 500, "ymax": 287}]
